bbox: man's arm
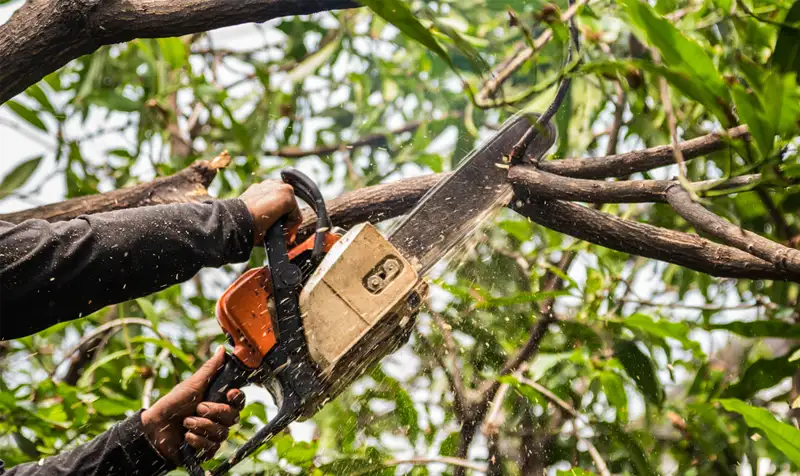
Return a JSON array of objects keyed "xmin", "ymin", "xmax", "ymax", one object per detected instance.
[
  {"xmin": 0, "ymin": 199, "xmax": 254, "ymax": 340},
  {"xmin": 0, "ymin": 179, "xmax": 302, "ymax": 341},
  {"xmin": 1, "ymin": 411, "xmax": 173, "ymax": 476},
  {"xmin": 1, "ymin": 347, "xmax": 245, "ymax": 476}
]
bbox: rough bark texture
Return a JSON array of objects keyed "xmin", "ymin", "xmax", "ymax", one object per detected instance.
[
  {"xmin": 509, "ymin": 166, "xmax": 760, "ymax": 203},
  {"xmin": 540, "ymin": 125, "xmax": 750, "ymax": 179},
  {"xmin": 0, "ymin": 153, "xmax": 231, "ymax": 224},
  {"xmin": 665, "ymin": 184, "xmax": 800, "ymax": 273},
  {"xmin": 512, "ymin": 194, "xmax": 796, "ymax": 281},
  {"xmin": 0, "ymin": 0, "xmax": 359, "ymax": 103}
]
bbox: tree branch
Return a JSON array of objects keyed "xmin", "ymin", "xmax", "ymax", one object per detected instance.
[
  {"xmin": 540, "ymin": 125, "xmax": 750, "ymax": 179},
  {"xmin": 665, "ymin": 184, "xmax": 800, "ymax": 274},
  {"xmin": 517, "ymin": 376, "xmax": 611, "ymax": 476},
  {"xmin": 0, "ymin": 0, "xmax": 359, "ymax": 103},
  {"xmin": 476, "ymin": 0, "xmax": 589, "ymax": 104},
  {"xmin": 512, "ymin": 195, "xmax": 799, "ymax": 282},
  {"xmin": 265, "ymin": 113, "xmax": 462, "ymax": 159},
  {"xmin": 508, "ymin": 166, "xmax": 761, "ymax": 203},
  {"xmin": 0, "ymin": 152, "xmax": 231, "ymax": 224}
]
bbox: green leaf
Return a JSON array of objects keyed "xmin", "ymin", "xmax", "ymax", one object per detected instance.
[
  {"xmin": 77, "ymin": 350, "xmax": 131, "ymax": 387},
  {"xmin": 426, "ymin": 16, "xmax": 490, "ymax": 74},
  {"xmin": 772, "ymin": 0, "xmax": 800, "ymax": 82},
  {"xmin": 357, "ymin": 0, "xmax": 455, "ymax": 70},
  {"xmin": 789, "ymin": 348, "xmax": 800, "ymax": 362},
  {"xmin": 0, "ymin": 156, "xmax": 41, "ymax": 198},
  {"xmin": 706, "ymin": 320, "xmax": 800, "ymax": 339},
  {"xmin": 597, "ymin": 421, "xmax": 658, "ymax": 476},
  {"xmin": 598, "ymin": 370, "xmax": 628, "ymax": 422},
  {"xmin": 274, "ymin": 434, "xmax": 318, "ymax": 466},
  {"xmin": 90, "ymin": 91, "xmax": 141, "ymax": 113},
  {"xmin": 718, "ymin": 398, "xmax": 800, "ymax": 466},
  {"xmin": 613, "ymin": 339, "xmax": 664, "ymax": 406},
  {"xmin": 285, "ymin": 34, "xmax": 342, "ymax": 85},
  {"xmin": 721, "ymin": 352, "xmax": 799, "ymax": 399},
  {"xmin": 731, "ymin": 86, "xmax": 773, "ymax": 157},
  {"xmin": 26, "ymin": 84, "xmax": 55, "ymax": 114},
  {"xmin": 438, "ymin": 432, "xmax": 460, "ymax": 457},
  {"xmin": 618, "ymin": 313, "xmax": 701, "ymax": 352},
  {"xmin": 475, "ymin": 290, "xmax": 571, "ymax": 309},
  {"xmin": 136, "ymin": 298, "xmax": 159, "ymax": 324},
  {"xmin": 557, "ymin": 469, "xmax": 595, "ymax": 476},
  {"xmin": 93, "ymin": 397, "xmax": 140, "ymax": 417},
  {"xmin": 621, "ymin": 0, "xmax": 726, "ymax": 99},
  {"xmin": 156, "ymin": 37, "xmax": 187, "ymax": 69},
  {"xmin": 6, "ymin": 100, "xmax": 47, "ymax": 132},
  {"xmin": 129, "ymin": 336, "xmax": 194, "ymax": 367}
]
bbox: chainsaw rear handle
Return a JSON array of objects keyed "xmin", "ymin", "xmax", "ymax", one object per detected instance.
[{"xmin": 181, "ymin": 169, "xmax": 328, "ymax": 476}]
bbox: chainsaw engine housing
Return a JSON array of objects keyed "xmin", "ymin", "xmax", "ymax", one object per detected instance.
[{"xmin": 300, "ymin": 222, "xmax": 428, "ymax": 374}]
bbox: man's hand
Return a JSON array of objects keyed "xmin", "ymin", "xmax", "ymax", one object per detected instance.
[
  {"xmin": 141, "ymin": 347, "xmax": 246, "ymax": 465},
  {"xmin": 239, "ymin": 179, "xmax": 303, "ymax": 245}
]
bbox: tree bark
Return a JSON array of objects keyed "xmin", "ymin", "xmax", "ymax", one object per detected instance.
[
  {"xmin": 0, "ymin": 0, "xmax": 359, "ymax": 103},
  {"xmin": 0, "ymin": 152, "xmax": 231, "ymax": 224}
]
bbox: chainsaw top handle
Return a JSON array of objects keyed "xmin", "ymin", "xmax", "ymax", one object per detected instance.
[{"xmin": 279, "ymin": 168, "xmax": 330, "ymax": 266}]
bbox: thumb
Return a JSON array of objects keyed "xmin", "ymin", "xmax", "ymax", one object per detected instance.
[{"xmin": 186, "ymin": 346, "xmax": 226, "ymax": 390}]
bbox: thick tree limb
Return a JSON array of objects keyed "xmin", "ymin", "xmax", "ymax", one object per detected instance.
[
  {"xmin": 512, "ymin": 194, "xmax": 798, "ymax": 282},
  {"xmin": 0, "ymin": 152, "xmax": 231, "ymax": 224},
  {"xmin": 508, "ymin": 166, "xmax": 761, "ymax": 203},
  {"xmin": 0, "ymin": 0, "xmax": 359, "ymax": 103},
  {"xmin": 665, "ymin": 184, "xmax": 800, "ymax": 274},
  {"xmin": 541, "ymin": 125, "xmax": 750, "ymax": 179}
]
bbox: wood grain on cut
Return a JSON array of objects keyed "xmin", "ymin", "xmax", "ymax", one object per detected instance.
[{"xmin": 0, "ymin": 153, "xmax": 231, "ymax": 224}]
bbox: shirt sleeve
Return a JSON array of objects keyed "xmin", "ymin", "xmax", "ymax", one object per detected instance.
[
  {"xmin": 0, "ymin": 411, "xmax": 174, "ymax": 476},
  {"xmin": 0, "ymin": 199, "xmax": 255, "ymax": 341}
]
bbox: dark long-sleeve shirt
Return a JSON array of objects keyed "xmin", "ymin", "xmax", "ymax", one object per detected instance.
[
  {"xmin": 0, "ymin": 411, "xmax": 174, "ymax": 476},
  {"xmin": 0, "ymin": 199, "xmax": 255, "ymax": 340},
  {"xmin": 0, "ymin": 199, "xmax": 256, "ymax": 475}
]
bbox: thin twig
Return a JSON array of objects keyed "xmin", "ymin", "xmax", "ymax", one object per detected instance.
[
  {"xmin": 621, "ymin": 298, "xmax": 764, "ymax": 311},
  {"xmin": 606, "ymin": 82, "xmax": 626, "ymax": 157},
  {"xmin": 142, "ymin": 347, "xmax": 172, "ymax": 409},
  {"xmin": 476, "ymin": 0, "xmax": 590, "ymax": 103},
  {"xmin": 379, "ymin": 457, "xmax": 488, "ymax": 474},
  {"xmin": 517, "ymin": 377, "xmax": 610, "ymax": 476},
  {"xmin": 654, "ymin": 51, "xmax": 687, "ymax": 177},
  {"xmin": 57, "ymin": 318, "xmax": 153, "ymax": 369},
  {"xmin": 432, "ymin": 313, "xmax": 469, "ymax": 411}
]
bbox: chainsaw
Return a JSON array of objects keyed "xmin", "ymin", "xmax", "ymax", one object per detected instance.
[{"xmin": 181, "ymin": 111, "xmax": 557, "ymax": 476}]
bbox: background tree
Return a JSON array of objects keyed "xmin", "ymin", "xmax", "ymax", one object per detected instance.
[{"xmin": 2, "ymin": 0, "xmax": 800, "ymax": 474}]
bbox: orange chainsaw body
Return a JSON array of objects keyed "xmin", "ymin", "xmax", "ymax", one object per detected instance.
[{"xmin": 215, "ymin": 232, "xmax": 341, "ymax": 369}]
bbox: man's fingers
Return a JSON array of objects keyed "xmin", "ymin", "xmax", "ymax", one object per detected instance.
[
  {"xmin": 183, "ymin": 416, "xmax": 229, "ymax": 442},
  {"xmin": 196, "ymin": 401, "xmax": 240, "ymax": 426},
  {"xmin": 185, "ymin": 432, "xmax": 221, "ymax": 460},
  {"xmin": 187, "ymin": 346, "xmax": 226, "ymax": 388},
  {"xmin": 226, "ymin": 389, "xmax": 246, "ymax": 411}
]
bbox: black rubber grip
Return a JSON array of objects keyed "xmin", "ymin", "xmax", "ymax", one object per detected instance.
[
  {"xmin": 280, "ymin": 168, "xmax": 330, "ymax": 264},
  {"xmin": 181, "ymin": 354, "xmax": 253, "ymax": 475}
]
